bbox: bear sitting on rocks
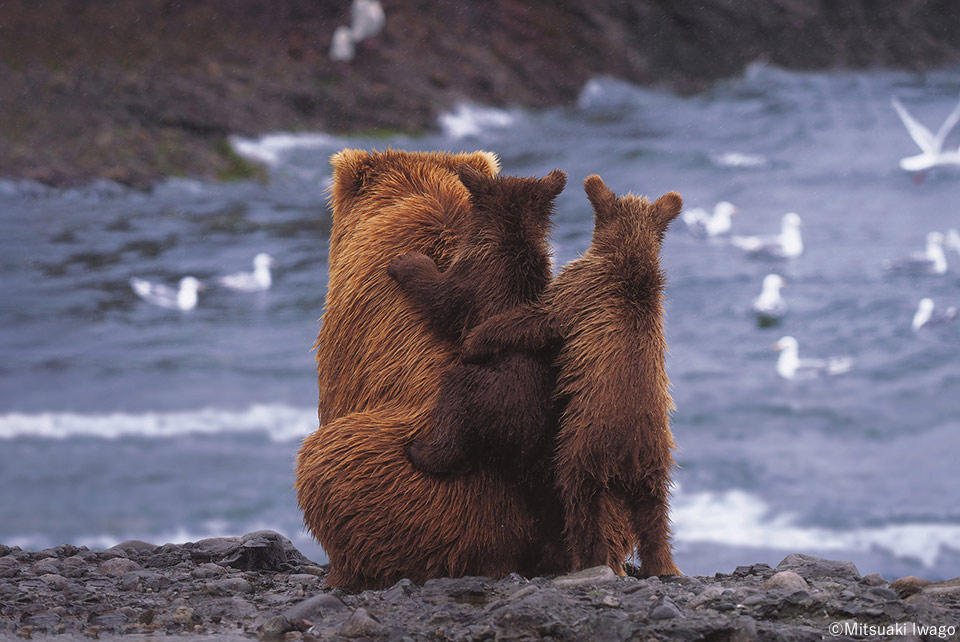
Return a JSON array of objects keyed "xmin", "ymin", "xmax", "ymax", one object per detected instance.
[
  {"xmin": 297, "ymin": 149, "xmax": 558, "ymax": 589},
  {"xmin": 387, "ymin": 165, "xmax": 566, "ymax": 475},
  {"xmin": 464, "ymin": 175, "xmax": 683, "ymax": 577}
]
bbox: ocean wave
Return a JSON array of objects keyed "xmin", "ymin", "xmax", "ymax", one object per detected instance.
[
  {"xmin": 229, "ymin": 132, "xmax": 341, "ymax": 166},
  {"xmin": 672, "ymin": 488, "xmax": 960, "ymax": 567},
  {"xmin": 437, "ymin": 104, "xmax": 516, "ymax": 139},
  {"xmin": 0, "ymin": 405, "xmax": 317, "ymax": 442}
]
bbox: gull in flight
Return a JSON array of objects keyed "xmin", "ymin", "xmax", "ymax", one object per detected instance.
[
  {"xmin": 882, "ymin": 232, "xmax": 947, "ymax": 275},
  {"xmin": 912, "ymin": 298, "xmax": 958, "ymax": 332},
  {"xmin": 753, "ymin": 274, "xmax": 786, "ymax": 327},
  {"xmin": 891, "ymin": 97, "xmax": 960, "ymax": 172},
  {"xmin": 682, "ymin": 201, "xmax": 737, "ymax": 238},
  {"xmin": 773, "ymin": 336, "xmax": 853, "ymax": 380},
  {"xmin": 218, "ymin": 253, "xmax": 276, "ymax": 291},
  {"xmin": 130, "ymin": 276, "xmax": 203, "ymax": 311},
  {"xmin": 731, "ymin": 212, "xmax": 803, "ymax": 259}
]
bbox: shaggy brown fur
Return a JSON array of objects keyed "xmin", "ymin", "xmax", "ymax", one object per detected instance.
[
  {"xmin": 464, "ymin": 175, "xmax": 683, "ymax": 577},
  {"xmin": 387, "ymin": 166, "xmax": 566, "ymax": 475},
  {"xmin": 296, "ymin": 149, "xmax": 556, "ymax": 589}
]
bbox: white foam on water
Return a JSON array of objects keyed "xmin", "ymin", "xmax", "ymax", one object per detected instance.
[
  {"xmin": 438, "ymin": 104, "xmax": 515, "ymax": 139},
  {"xmin": 672, "ymin": 488, "xmax": 960, "ymax": 567},
  {"xmin": 711, "ymin": 151, "xmax": 769, "ymax": 168},
  {"xmin": 229, "ymin": 133, "xmax": 340, "ymax": 166},
  {"xmin": 0, "ymin": 405, "xmax": 317, "ymax": 442}
]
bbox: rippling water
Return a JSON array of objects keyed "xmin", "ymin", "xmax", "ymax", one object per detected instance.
[{"xmin": 2, "ymin": 63, "xmax": 960, "ymax": 579}]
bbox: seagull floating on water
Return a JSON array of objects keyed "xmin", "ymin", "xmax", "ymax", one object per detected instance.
[
  {"xmin": 218, "ymin": 253, "xmax": 275, "ymax": 291},
  {"xmin": 891, "ymin": 97, "xmax": 960, "ymax": 172},
  {"xmin": 753, "ymin": 274, "xmax": 787, "ymax": 327},
  {"xmin": 682, "ymin": 201, "xmax": 737, "ymax": 238},
  {"xmin": 882, "ymin": 232, "xmax": 947, "ymax": 275},
  {"xmin": 912, "ymin": 298, "xmax": 958, "ymax": 332},
  {"xmin": 773, "ymin": 336, "xmax": 853, "ymax": 380},
  {"xmin": 731, "ymin": 212, "xmax": 803, "ymax": 259},
  {"xmin": 130, "ymin": 276, "xmax": 203, "ymax": 311}
]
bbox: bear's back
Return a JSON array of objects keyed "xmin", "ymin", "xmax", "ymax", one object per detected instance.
[{"xmin": 317, "ymin": 149, "xmax": 500, "ymax": 421}]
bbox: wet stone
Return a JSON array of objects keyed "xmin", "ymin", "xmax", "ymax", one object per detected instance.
[
  {"xmin": 868, "ymin": 586, "xmax": 899, "ymax": 601},
  {"xmin": 106, "ymin": 540, "xmax": 157, "ymax": 557},
  {"xmin": 339, "ymin": 607, "xmax": 386, "ymax": 638},
  {"xmin": 382, "ymin": 578, "xmax": 417, "ymax": 602},
  {"xmin": 191, "ymin": 562, "xmax": 228, "ymax": 579},
  {"xmin": 209, "ymin": 577, "xmax": 254, "ymax": 595},
  {"xmin": 60, "ymin": 556, "xmax": 89, "ymax": 578},
  {"xmin": 38, "ymin": 574, "xmax": 69, "ymax": 591},
  {"xmin": 0, "ymin": 556, "xmax": 22, "ymax": 578},
  {"xmin": 284, "ymin": 593, "xmax": 348, "ymax": 624}
]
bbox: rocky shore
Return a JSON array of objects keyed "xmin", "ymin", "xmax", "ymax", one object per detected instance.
[
  {"xmin": 2, "ymin": 0, "xmax": 960, "ymax": 186},
  {"xmin": 2, "ymin": 531, "xmax": 959, "ymax": 641}
]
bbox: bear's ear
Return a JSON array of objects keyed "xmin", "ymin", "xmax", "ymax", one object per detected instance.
[
  {"xmin": 537, "ymin": 169, "xmax": 567, "ymax": 202},
  {"xmin": 458, "ymin": 150, "xmax": 500, "ymax": 177},
  {"xmin": 455, "ymin": 163, "xmax": 492, "ymax": 201},
  {"xmin": 584, "ymin": 174, "xmax": 617, "ymax": 223},
  {"xmin": 651, "ymin": 191, "xmax": 684, "ymax": 231},
  {"xmin": 329, "ymin": 148, "xmax": 374, "ymax": 201}
]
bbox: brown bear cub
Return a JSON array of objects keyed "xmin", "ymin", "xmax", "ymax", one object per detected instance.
[
  {"xmin": 388, "ymin": 165, "xmax": 566, "ymax": 474},
  {"xmin": 464, "ymin": 175, "xmax": 683, "ymax": 577}
]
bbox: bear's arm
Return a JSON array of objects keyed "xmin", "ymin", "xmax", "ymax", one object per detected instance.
[
  {"xmin": 462, "ymin": 303, "xmax": 559, "ymax": 363},
  {"xmin": 388, "ymin": 252, "xmax": 471, "ymax": 341}
]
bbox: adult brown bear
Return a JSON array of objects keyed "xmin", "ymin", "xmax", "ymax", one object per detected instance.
[
  {"xmin": 296, "ymin": 149, "xmax": 560, "ymax": 589},
  {"xmin": 465, "ymin": 175, "xmax": 683, "ymax": 577}
]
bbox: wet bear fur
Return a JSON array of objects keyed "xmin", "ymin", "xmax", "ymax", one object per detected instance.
[
  {"xmin": 296, "ymin": 149, "xmax": 556, "ymax": 589},
  {"xmin": 387, "ymin": 165, "xmax": 566, "ymax": 476},
  {"xmin": 464, "ymin": 175, "xmax": 683, "ymax": 577}
]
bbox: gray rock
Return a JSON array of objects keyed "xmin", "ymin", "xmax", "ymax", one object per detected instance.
[
  {"xmin": 423, "ymin": 576, "xmax": 488, "ymax": 605},
  {"xmin": 30, "ymin": 558, "xmax": 61, "ymax": 575},
  {"xmin": 729, "ymin": 616, "xmax": 758, "ymax": 642},
  {"xmin": 762, "ymin": 571, "xmax": 809, "ymax": 592},
  {"xmin": 859, "ymin": 572, "xmax": 886, "ymax": 586},
  {"xmin": 284, "ymin": 593, "xmax": 348, "ymax": 624},
  {"xmin": 60, "ymin": 555, "xmax": 88, "ymax": 578},
  {"xmin": 0, "ymin": 556, "xmax": 22, "ymax": 578},
  {"xmin": 776, "ymin": 553, "xmax": 860, "ymax": 581},
  {"xmin": 922, "ymin": 577, "xmax": 960, "ymax": 599},
  {"xmin": 98, "ymin": 557, "xmax": 141, "ymax": 577},
  {"xmin": 38, "ymin": 573, "xmax": 69, "ymax": 591},
  {"xmin": 0, "ymin": 544, "xmax": 10, "ymax": 557},
  {"xmin": 106, "ymin": 540, "xmax": 157, "ymax": 557},
  {"xmin": 552, "ymin": 566, "xmax": 617, "ymax": 588},
  {"xmin": 868, "ymin": 586, "xmax": 899, "ymax": 600},
  {"xmin": 191, "ymin": 562, "xmax": 228, "ymax": 579},
  {"xmin": 210, "ymin": 577, "xmax": 255, "ymax": 595},
  {"xmin": 382, "ymin": 578, "xmax": 417, "ymax": 602},
  {"xmin": 22, "ymin": 611, "xmax": 61, "ymax": 630},
  {"xmin": 119, "ymin": 570, "xmax": 170, "ymax": 592},
  {"xmin": 339, "ymin": 607, "xmax": 386, "ymax": 638},
  {"xmin": 219, "ymin": 531, "xmax": 290, "ymax": 571},
  {"xmin": 733, "ymin": 563, "xmax": 773, "ymax": 577},
  {"xmin": 143, "ymin": 543, "xmax": 190, "ymax": 568},
  {"xmin": 183, "ymin": 537, "xmax": 242, "ymax": 563},
  {"xmin": 192, "ymin": 596, "xmax": 258, "ymax": 621},
  {"xmin": 288, "ymin": 573, "xmax": 320, "ymax": 586},
  {"xmin": 261, "ymin": 615, "xmax": 295, "ymax": 636},
  {"xmin": 648, "ymin": 596, "xmax": 683, "ymax": 619}
]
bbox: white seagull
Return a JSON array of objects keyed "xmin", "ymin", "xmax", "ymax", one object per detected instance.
[
  {"xmin": 130, "ymin": 276, "xmax": 203, "ymax": 311},
  {"xmin": 946, "ymin": 228, "xmax": 960, "ymax": 254},
  {"xmin": 682, "ymin": 201, "xmax": 737, "ymax": 238},
  {"xmin": 912, "ymin": 298, "xmax": 958, "ymax": 332},
  {"xmin": 218, "ymin": 253, "xmax": 276, "ymax": 291},
  {"xmin": 350, "ymin": 0, "xmax": 386, "ymax": 41},
  {"xmin": 773, "ymin": 336, "xmax": 853, "ymax": 380},
  {"xmin": 891, "ymin": 97, "xmax": 960, "ymax": 172},
  {"xmin": 731, "ymin": 212, "xmax": 803, "ymax": 259},
  {"xmin": 882, "ymin": 232, "xmax": 948, "ymax": 275},
  {"xmin": 753, "ymin": 274, "xmax": 787, "ymax": 327}
]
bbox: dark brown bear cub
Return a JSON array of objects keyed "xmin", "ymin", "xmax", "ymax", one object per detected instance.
[
  {"xmin": 388, "ymin": 166, "xmax": 566, "ymax": 474},
  {"xmin": 464, "ymin": 175, "xmax": 683, "ymax": 577}
]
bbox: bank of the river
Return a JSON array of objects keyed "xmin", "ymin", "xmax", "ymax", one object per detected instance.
[
  {"xmin": 1, "ymin": 0, "xmax": 959, "ymax": 186},
  {"xmin": 2, "ymin": 532, "xmax": 959, "ymax": 640}
]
